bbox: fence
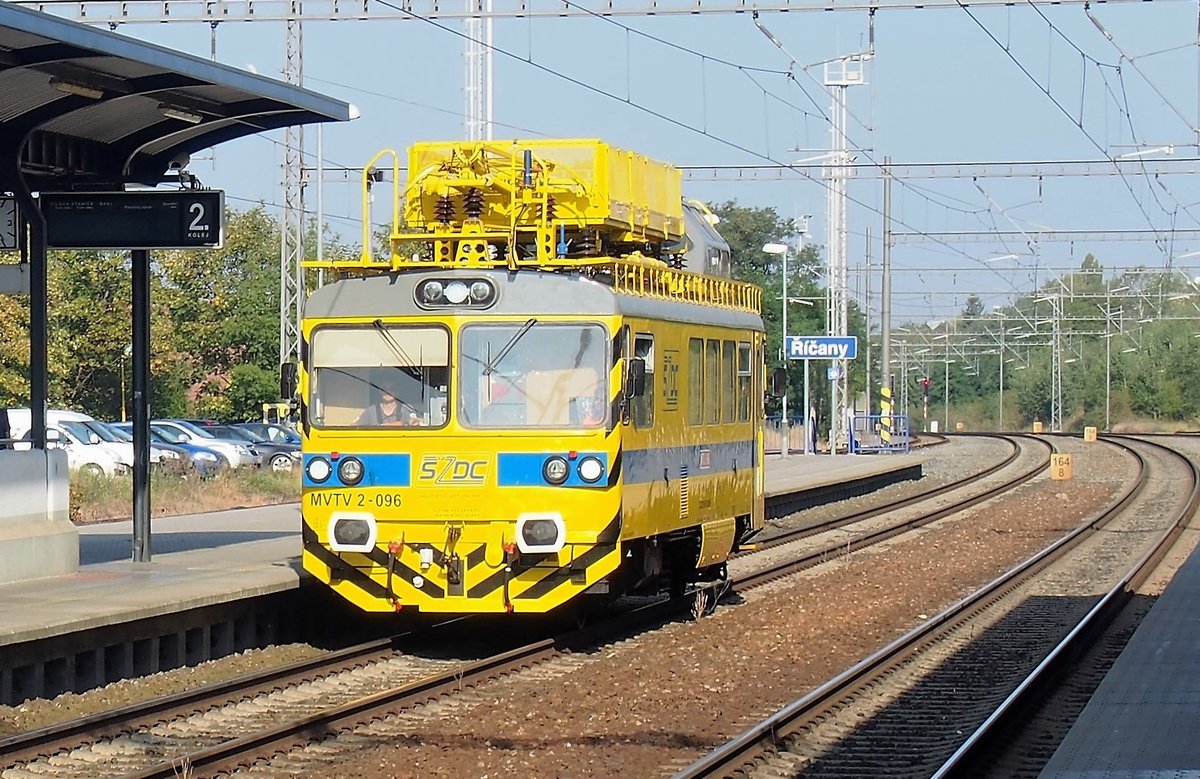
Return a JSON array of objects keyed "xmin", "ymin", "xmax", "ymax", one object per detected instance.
[
  {"xmin": 848, "ymin": 414, "xmax": 911, "ymax": 454},
  {"xmin": 764, "ymin": 416, "xmax": 811, "ymax": 454}
]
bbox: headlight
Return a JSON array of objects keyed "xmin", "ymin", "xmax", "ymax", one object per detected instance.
[
  {"xmin": 516, "ymin": 513, "xmax": 566, "ymax": 554},
  {"xmin": 577, "ymin": 456, "xmax": 604, "ymax": 483},
  {"xmin": 327, "ymin": 513, "xmax": 377, "ymax": 553},
  {"xmin": 542, "ymin": 456, "xmax": 569, "ymax": 485},
  {"xmin": 469, "ymin": 280, "xmax": 494, "ymax": 303},
  {"xmin": 234, "ymin": 444, "xmax": 250, "ymax": 456},
  {"xmin": 306, "ymin": 456, "xmax": 332, "ymax": 482},
  {"xmin": 444, "ymin": 280, "xmax": 470, "ymax": 304},
  {"xmin": 420, "ymin": 280, "xmax": 444, "ymax": 302},
  {"xmin": 161, "ymin": 450, "xmax": 180, "ymax": 460},
  {"xmin": 333, "ymin": 518, "xmax": 371, "ymax": 546},
  {"xmin": 338, "ymin": 457, "xmax": 365, "ymax": 485},
  {"xmin": 195, "ymin": 451, "xmax": 218, "ymax": 462}
]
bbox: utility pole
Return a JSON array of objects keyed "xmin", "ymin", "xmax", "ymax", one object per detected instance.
[
  {"xmin": 864, "ymin": 226, "xmax": 871, "ymax": 417},
  {"xmin": 1050, "ymin": 294, "xmax": 1063, "ymax": 432},
  {"xmin": 881, "ymin": 156, "xmax": 893, "ymax": 401},
  {"xmin": 279, "ymin": 3, "xmax": 305, "ymax": 370}
]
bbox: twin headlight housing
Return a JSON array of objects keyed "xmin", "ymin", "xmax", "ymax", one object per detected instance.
[
  {"xmin": 306, "ymin": 455, "xmax": 364, "ymax": 486},
  {"xmin": 416, "ymin": 278, "xmax": 497, "ymax": 308},
  {"xmin": 542, "ymin": 455, "xmax": 604, "ymax": 485}
]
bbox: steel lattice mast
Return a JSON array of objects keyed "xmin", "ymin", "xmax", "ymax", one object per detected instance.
[
  {"xmin": 824, "ymin": 56, "xmax": 864, "ymax": 453},
  {"xmin": 279, "ymin": 3, "xmax": 305, "ymax": 367}
]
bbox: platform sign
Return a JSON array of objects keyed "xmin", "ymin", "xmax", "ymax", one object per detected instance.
[
  {"xmin": 785, "ymin": 335, "xmax": 858, "ymax": 361},
  {"xmin": 42, "ymin": 190, "xmax": 224, "ymax": 250}
]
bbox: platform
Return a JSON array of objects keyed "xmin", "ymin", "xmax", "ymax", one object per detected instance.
[
  {"xmin": 0, "ymin": 452, "xmax": 923, "ymax": 703},
  {"xmin": 1039, "ymin": 539, "xmax": 1200, "ymax": 778}
]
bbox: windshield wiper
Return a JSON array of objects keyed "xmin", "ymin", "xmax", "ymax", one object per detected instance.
[
  {"xmin": 373, "ymin": 319, "xmax": 416, "ymax": 368},
  {"xmin": 482, "ymin": 318, "xmax": 537, "ymax": 376}
]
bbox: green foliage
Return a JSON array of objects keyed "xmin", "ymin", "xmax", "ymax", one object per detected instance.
[
  {"xmin": 904, "ymin": 253, "xmax": 1200, "ymax": 431},
  {"xmin": 224, "ymin": 363, "xmax": 279, "ymax": 422}
]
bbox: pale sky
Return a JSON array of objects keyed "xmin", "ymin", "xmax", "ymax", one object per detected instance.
[{"xmin": 37, "ymin": 0, "xmax": 1200, "ymax": 322}]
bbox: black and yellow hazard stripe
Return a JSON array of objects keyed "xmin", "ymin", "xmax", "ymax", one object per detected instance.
[{"xmin": 881, "ymin": 385, "xmax": 893, "ymax": 443}]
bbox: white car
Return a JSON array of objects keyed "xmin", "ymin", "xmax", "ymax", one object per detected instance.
[{"xmin": 12, "ymin": 423, "xmax": 129, "ymax": 477}]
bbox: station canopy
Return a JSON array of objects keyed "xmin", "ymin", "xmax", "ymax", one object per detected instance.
[{"xmin": 0, "ymin": 2, "xmax": 352, "ymax": 188}]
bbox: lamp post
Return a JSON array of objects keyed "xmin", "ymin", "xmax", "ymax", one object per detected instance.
[
  {"xmin": 763, "ymin": 242, "xmax": 791, "ymax": 456},
  {"xmin": 1104, "ymin": 284, "xmax": 1128, "ymax": 431}
]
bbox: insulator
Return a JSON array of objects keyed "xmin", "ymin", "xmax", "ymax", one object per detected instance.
[
  {"xmin": 463, "ymin": 188, "xmax": 484, "ymax": 220},
  {"xmin": 434, "ymin": 195, "xmax": 455, "ymax": 224},
  {"xmin": 668, "ymin": 255, "xmax": 685, "ymax": 270}
]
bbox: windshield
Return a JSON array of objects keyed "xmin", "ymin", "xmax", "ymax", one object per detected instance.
[
  {"xmin": 60, "ymin": 421, "xmax": 101, "ymax": 445},
  {"xmin": 460, "ymin": 322, "xmax": 607, "ymax": 428},
  {"xmin": 151, "ymin": 425, "xmax": 188, "ymax": 444},
  {"xmin": 215, "ymin": 426, "xmax": 258, "ymax": 443},
  {"xmin": 230, "ymin": 426, "xmax": 270, "ymax": 443},
  {"xmin": 310, "ymin": 325, "xmax": 450, "ymax": 429},
  {"xmin": 172, "ymin": 420, "xmax": 216, "ymax": 439},
  {"xmin": 83, "ymin": 421, "xmax": 123, "ymax": 443},
  {"xmin": 105, "ymin": 424, "xmax": 133, "ymax": 442}
]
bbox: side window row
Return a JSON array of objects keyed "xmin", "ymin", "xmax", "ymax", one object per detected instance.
[{"xmin": 687, "ymin": 337, "xmax": 752, "ymax": 426}]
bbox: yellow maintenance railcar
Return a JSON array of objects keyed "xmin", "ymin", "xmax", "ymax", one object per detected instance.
[{"xmin": 298, "ymin": 139, "xmax": 764, "ymax": 615}]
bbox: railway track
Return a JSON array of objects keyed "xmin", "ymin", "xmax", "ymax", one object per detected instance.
[
  {"xmin": 0, "ymin": 435, "xmax": 1049, "ymax": 779},
  {"xmin": 673, "ymin": 434, "xmax": 1197, "ymax": 779}
]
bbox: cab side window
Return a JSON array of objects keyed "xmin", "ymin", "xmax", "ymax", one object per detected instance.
[{"xmin": 631, "ymin": 333, "xmax": 654, "ymax": 429}]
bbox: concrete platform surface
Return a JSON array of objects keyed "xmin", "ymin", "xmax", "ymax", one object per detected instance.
[{"xmin": 1039, "ymin": 537, "xmax": 1200, "ymax": 778}]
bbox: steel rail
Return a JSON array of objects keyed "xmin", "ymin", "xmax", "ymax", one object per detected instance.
[
  {"xmin": 0, "ymin": 433, "xmax": 1002, "ymax": 767},
  {"xmin": 113, "ymin": 436, "xmax": 1050, "ymax": 779},
  {"xmin": 671, "ymin": 434, "xmax": 1151, "ymax": 779},
  {"xmin": 751, "ymin": 433, "xmax": 1021, "ymax": 554},
  {"xmin": 0, "ymin": 631, "xmax": 411, "ymax": 767},
  {"xmin": 2, "ymin": 436, "xmax": 1042, "ymax": 778},
  {"xmin": 929, "ymin": 434, "xmax": 1200, "ymax": 778}
]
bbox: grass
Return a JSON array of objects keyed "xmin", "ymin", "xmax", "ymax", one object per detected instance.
[{"xmin": 69, "ymin": 468, "xmax": 300, "ymax": 524}]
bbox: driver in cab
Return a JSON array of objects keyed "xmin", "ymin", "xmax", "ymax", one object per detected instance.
[{"xmin": 357, "ymin": 382, "xmax": 421, "ymax": 426}]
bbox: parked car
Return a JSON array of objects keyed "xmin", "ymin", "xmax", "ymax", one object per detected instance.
[
  {"xmin": 232, "ymin": 422, "xmax": 300, "ymax": 445},
  {"xmin": 102, "ymin": 422, "xmax": 194, "ymax": 476},
  {"xmin": 211, "ymin": 425, "xmax": 300, "ymax": 472},
  {"xmin": 15, "ymin": 424, "xmax": 129, "ymax": 477},
  {"xmin": 151, "ymin": 419, "xmax": 260, "ymax": 469},
  {"xmin": 111, "ymin": 422, "xmax": 229, "ymax": 478}
]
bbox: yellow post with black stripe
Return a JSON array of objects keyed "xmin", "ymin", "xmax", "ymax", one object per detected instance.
[{"xmin": 880, "ymin": 384, "xmax": 893, "ymax": 444}]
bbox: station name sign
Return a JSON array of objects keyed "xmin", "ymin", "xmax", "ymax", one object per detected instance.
[
  {"xmin": 785, "ymin": 335, "xmax": 858, "ymax": 360},
  {"xmin": 41, "ymin": 190, "xmax": 224, "ymax": 250}
]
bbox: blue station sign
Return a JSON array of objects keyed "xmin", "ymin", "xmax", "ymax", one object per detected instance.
[{"xmin": 785, "ymin": 335, "xmax": 858, "ymax": 360}]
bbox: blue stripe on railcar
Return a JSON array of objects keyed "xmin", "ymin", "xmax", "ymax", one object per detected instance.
[
  {"xmin": 497, "ymin": 452, "xmax": 609, "ymax": 487},
  {"xmin": 622, "ymin": 439, "xmax": 756, "ymax": 484}
]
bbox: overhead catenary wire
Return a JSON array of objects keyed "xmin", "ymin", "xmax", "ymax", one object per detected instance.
[{"xmin": 958, "ymin": 0, "xmax": 1176, "ymax": 265}]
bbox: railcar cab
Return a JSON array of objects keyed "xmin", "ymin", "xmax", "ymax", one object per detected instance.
[{"xmin": 303, "ymin": 318, "xmax": 610, "ymax": 433}]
